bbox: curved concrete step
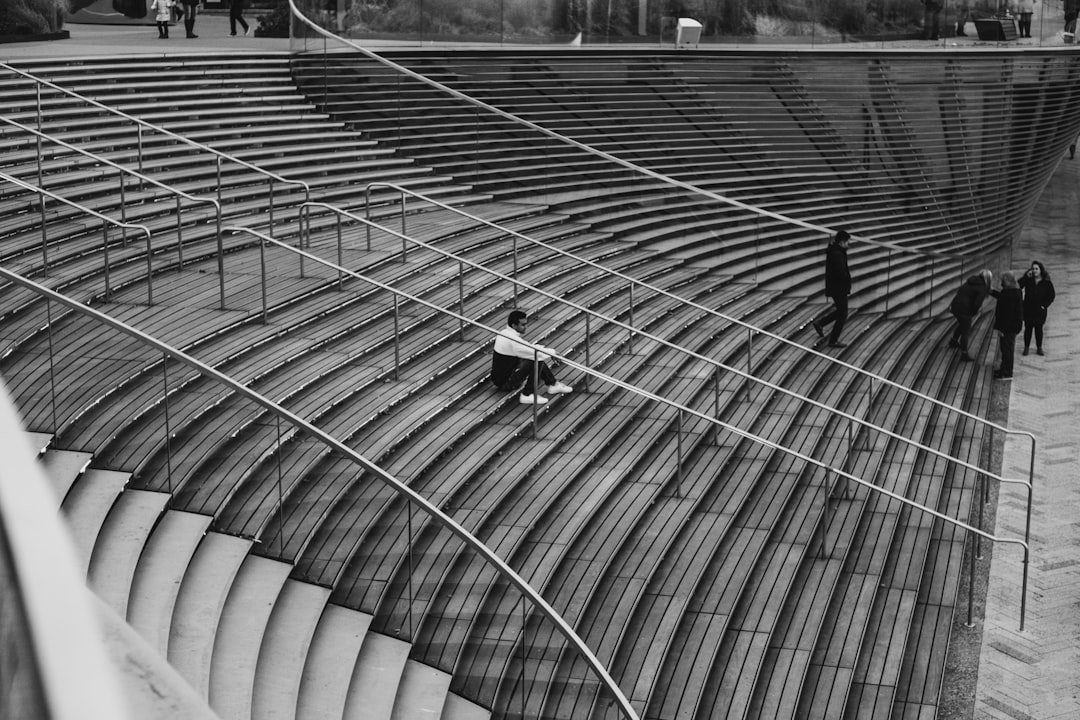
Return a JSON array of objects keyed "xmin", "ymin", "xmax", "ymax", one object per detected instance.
[
  {"xmin": 440, "ymin": 693, "xmax": 490, "ymax": 720},
  {"xmin": 251, "ymin": 578, "xmax": 332, "ymax": 720},
  {"xmin": 169, "ymin": 531, "xmax": 254, "ymax": 699},
  {"xmin": 127, "ymin": 509, "xmax": 214, "ymax": 657},
  {"xmin": 39, "ymin": 446, "xmax": 93, "ymax": 504},
  {"xmin": 296, "ymin": 604, "xmax": 371, "ymax": 720},
  {"xmin": 208, "ymin": 554, "xmax": 293, "ymax": 720},
  {"xmin": 342, "ymin": 634, "xmax": 411, "ymax": 720},
  {"xmin": 60, "ymin": 468, "xmax": 129, "ymax": 576},
  {"xmin": 391, "ymin": 659, "xmax": 453, "ymax": 720},
  {"xmin": 86, "ymin": 488, "xmax": 170, "ymax": 617}
]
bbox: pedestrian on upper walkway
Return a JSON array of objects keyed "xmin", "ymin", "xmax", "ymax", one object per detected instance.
[
  {"xmin": 1016, "ymin": 0, "xmax": 1035, "ymax": 37},
  {"xmin": 179, "ymin": 0, "xmax": 200, "ymax": 38},
  {"xmin": 948, "ymin": 269, "xmax": 993, "ymax": 362},
  {"xmin": 811, "ymin": 230, "xmax": 852, "ymax": 349},
  {"xmin": 1019, "ymin": 260, "xmax": 1055, "ymax": 355},
  {"xmin": 990, "ymin": 271, "xmax": 1023, "ymax": 379},
  {"xmin": 150, "ymin": 0, "xmax": 173, "ymax": 38},
  {"xmin": 490, "ymin": 310, "xmax": 573, "ymax": 406},
  {"xmin": 229, "ymin": 0, "xmax": 250, "ymax": 36}
]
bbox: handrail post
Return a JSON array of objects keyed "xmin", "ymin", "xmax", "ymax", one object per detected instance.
[
  {"xmin": 175, "ymin": 196, "xmax": 184, "ymax": 268},
  {"xmin": 407, "ymin": 498, "xmax": 415, "ymax": 639},
  {"xmin": 119, "ymin": 172, "xmax": 128, "ymax": 247},
  {"xmin": 965, "ymin": 525, "xmax": 977, "ymax": 628},
  {"xmin": 144, "ymin": 230, "xmax": 154, "ymax": 305},
  {"xmin": 336, "ymin": 212, "xmax": 344, "ymax": 291},
  {"xmin": 627, "ymin": 282, "xmax": 635, "ymax": 353},
  {"xmin": 365, "ymin": 186, "xmax": 373, "ymax": 250},
  {"xmin": 259, "ymin": 238, "xmax": 268, "ymax": 324},
  {"xmin": 583, "ymin": 314, "xmax": 591, "ymax": 393},
  {"xmin": 458, "ymin": 259, "xmax": 465, "ymax": 341},
  {"xmin": 269, "ymin": 180, "xmax": 276, "ymax": 236},
  {"xmin": 45, "ymin": 299, "xmax": 58, "ymax": 434},
  {"xmin": 216, "ymin": 156, "xmax": 223, "ymax": 209},
  {"xmin": 532, "ymin": 347, "xmax": 540, "ymax": 439},
  {"xmin": 137, "ymin": 124, "xmax": 145, "ymax": 187},
  {"xmin": 819, "ymin": 468, "xmax": 830, "ymax": 559},
  {"xmin": 745, "ymin": 328, "xmax": 754, "ymax": 402},
  {"xmin": 39, "ymin": 193, "xmax": 49, "ymax": 277},
  {"xmin": 400, "ymin": 190, "xmax": 407, "ymax": 261},
  {"xmin": 102, "ymin": 224, "xmax": 111, "ymax": 300},
  {"xmin": 676, "ymin": 409, "xmax": 684, "ymax": 497},
  {"xmin": 393, "ymin": 293, "xmax": 401, "ymax": 381},
  {"xmin": 275, "ymin": 414, "xmax": 285, "ymax": 558},
  {"xmin": 216, "ymin": 207, "xmax": 226, "ymax": 311},
  {"xmin": 713, "ymin": 365, "xmax": 721, "ymax": 444},
  {"xmin": 162, "ymin": 353, "xmax": 173, "ymax": 495},
  {"xmin": 512, "ymin": 233, "xmax": 519, "ymax": 307}
]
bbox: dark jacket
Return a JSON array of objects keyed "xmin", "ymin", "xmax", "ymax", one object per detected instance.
[
  {"xmin": 949, "ymin": 273, "xmax": 990, "ymax": 318},
  {"xmin": 991, "ymin": 287, "xmax": 1023, "ymax": 334},
  {"xmin": 824, "ymin": 242, "xmax": 851, "ymax": 299},
  {"xmin": 1018, "ymin": 275, "xmax": 1055, "ymax": 326}
]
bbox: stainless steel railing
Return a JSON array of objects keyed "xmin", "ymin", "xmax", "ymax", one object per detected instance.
[{"xmin": 233, "ymin": 223, "xmax": 1032, "ymax": 630}]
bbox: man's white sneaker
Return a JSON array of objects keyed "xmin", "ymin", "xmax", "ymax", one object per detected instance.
[
  {"xmin": 519, "ymin": 393, "xmax": 548, "ymax": 405},
  {"xmin": 546, "ymin": 382, "xmax": 573, "ymax": 395}
]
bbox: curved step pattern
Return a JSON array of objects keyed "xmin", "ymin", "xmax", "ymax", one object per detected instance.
[
  {"xmin": 60, "ymin": 468, "xmax": 129, "ymax": 575},
  {"xmin": 87, "ymin": 488, "xmax": 170, "ymax": 617}
]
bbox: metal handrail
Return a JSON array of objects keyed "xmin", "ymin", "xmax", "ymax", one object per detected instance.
[
  {"xmin": 0, "ymin": 265, "xmax": 641, "ymax": 720},
  {"xmin": 0, "ymin": 170, "xmax": 156, "ymax": 304},
  {"xmin": 232, "ymin": 224, "xmax": 1032, "ymax": 630},
  {"xmin": 307, "ymin": 198, "xmax": 1027, "ymax": 520},
  {"xmin": 1, "ymin": 117, "xmax": 228, "ymax": 308},
  {"xmin": 0, "ymin": 61, "xmax": 312, "ymax": 238},
  {"xmin": 0, "ymin": 385, "xmax": 131, "ymax": 720},
  {"xmin": 287, "ymin": 6, "xmax": 1035, "ymax": 498}
]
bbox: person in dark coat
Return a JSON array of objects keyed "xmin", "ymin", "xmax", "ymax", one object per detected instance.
[
  {"xmin": 990, "ymin": 271, "xmax": 1023, "ymax": 379},
  {"xmin": 948, "ymin": 269, "xmax": 992, "ymax": 362},
  {"xmin": 810, "ymin": 230, "xmax": 852, "ymax": 348},
  {"xmin": 1018, "ymin": 260, "xmax": 1055, "ymax": 356},
  {"xmin": 179, "ymin": 0, "xmax": 200, "ymax": 38}
]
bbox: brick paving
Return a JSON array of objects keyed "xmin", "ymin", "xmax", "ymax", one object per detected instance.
[{"xmin": 974, "ymin": 155, "xmax": 1080, "ymax": 719}]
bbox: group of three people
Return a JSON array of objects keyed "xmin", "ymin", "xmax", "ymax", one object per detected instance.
[{"xmin": 951, "ymin": 261, "xmax": 1055, "ymax": 379}]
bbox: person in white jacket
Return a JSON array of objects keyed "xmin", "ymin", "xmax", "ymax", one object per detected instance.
[
  {"xmin": 150, "ymin": 0, "xmax": 173, "ymax": 38},
  {"xmin": 490, "ymin": 310, "xmax": 572, "ymax": 405}
]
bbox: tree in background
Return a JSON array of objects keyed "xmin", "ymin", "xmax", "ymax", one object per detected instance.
[{"xmin": 3, "ymin": 0, "xmax": 66, "ymax": 34}]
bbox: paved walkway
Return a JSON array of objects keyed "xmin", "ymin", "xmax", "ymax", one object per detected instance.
[
  {"xmin": 3, "ymin": 20, "xmax": 1079, "ymax": 719},
  {"xmin": 974, "ymin": 156, "xmax": 1080, "ymax": 719}
]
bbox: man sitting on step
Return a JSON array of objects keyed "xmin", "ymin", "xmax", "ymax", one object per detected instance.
[{"xmin": 490, "ymin": 310, "xmax": 573, "ymax": 406}]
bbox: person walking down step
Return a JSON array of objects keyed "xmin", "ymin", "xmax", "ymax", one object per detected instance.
[
  {"xmin": 490, "ymin": 310, "xmax": 573, "ymax": 406},
  {"xmin": 810, "ymin": 229, "xmax": 852, "ymax": 348},
  {"xmin": 948, "ymin": 269, "xmax": 993, "ymax": 362}
]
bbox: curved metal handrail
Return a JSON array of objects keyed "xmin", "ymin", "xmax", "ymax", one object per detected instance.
[
  {"xmin": 301, "ymin": 199, "xmax": 1027, "ymax": 508},
  {"xmin": 0, "ymin": 265, "xmax": 641, "ymax": 720},
  {"xmin": 232, "ymin": 224, "xmax": 1032, "ymax": 630},
  {"xmin": 0, "ymin": 61, "xmax": 312, "ymax": 238},
  {"xmin": 1, "ymin": 116, "xmax": 228, "ymax": 307},
  {"xmin": 286, "ymin": 5, "xmax": 1035, "ymax": 493},
  {"xmin": 0, "ymin": 169, "xmax": 156, "ymax": 304}
]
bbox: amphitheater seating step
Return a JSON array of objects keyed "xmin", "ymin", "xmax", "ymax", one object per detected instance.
[
  {"xmin": 23, "ymin": 431, "xmax": 50, "ymax": 454},
  {"xmin": 86, "ymin": 488, "xmax": 170, "ymax": 617},
  {"xmin": 251, "ymin": 578, "xmax": 332, "ymax": 720},
  {"xmin": 441, "ymin": 693, "xmax": 492, "ymax": 720},
  {"xmin": 60, "ymin": 467, "xmax": 129, "ymax": 575},
  {"xmin": 38, "ymin": 447, "xmax": 93, "ymax": 504},
  {"xmin": 341, "ymin": 633, "xmax": 411, "ymax": 720},
  {"xmin": 392, "ymin": 659, "xmax": 455, "ymax": 720},
  {"xmin": 208, "ymin": 554, "xmax": 294, "ymax": 720},
  {"xmin": 169, "ymin": 531, "xmax": 254, "ymax": 698},
  {"xmin": 296, "ymin": 604, "xmax": 372, "ymax": 720},
  {"xmin": 126, "ymin": 510, "xmax": 214, "ymax": 657}
]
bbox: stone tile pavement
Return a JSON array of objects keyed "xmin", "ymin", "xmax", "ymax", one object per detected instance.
[{"xmin": 974, "ymin": 155, "xmax": 1080, "ymax": 719}]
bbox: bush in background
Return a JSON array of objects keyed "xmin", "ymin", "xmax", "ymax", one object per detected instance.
[{"xmin": 2, "ymin": 0, "xmax": 66, "ymax": 35}]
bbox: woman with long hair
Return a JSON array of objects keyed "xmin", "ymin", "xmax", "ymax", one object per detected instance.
[{"xmin": 1018, "ymin": 260, "xmax": 1056, "ymax": 356}]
